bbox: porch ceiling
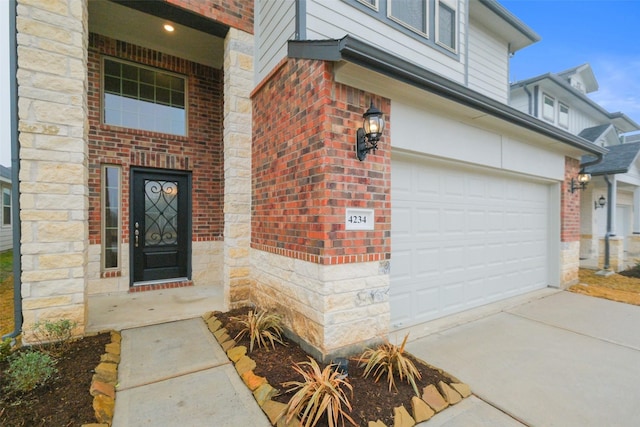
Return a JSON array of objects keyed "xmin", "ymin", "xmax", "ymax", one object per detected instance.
[{"xmin": 88, "ymin": 0, "xmax": 226, "ymax": 69}]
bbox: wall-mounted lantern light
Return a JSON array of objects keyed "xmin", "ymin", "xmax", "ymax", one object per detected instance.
[
  {"xmin": 568, "ymin": 171, "xmax": 591, "ymax": 193},
  {"xmin": 594, "ymin": 195, "xmax": 606, "ymax": 210},
  {"xmin": 356, "ymin": 102, "xmax": 385, "ymax": 161}
]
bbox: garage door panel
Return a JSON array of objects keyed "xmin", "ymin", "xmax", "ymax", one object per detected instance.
[
  {"xmin": 415, "ymin": 246, "xmax": 440, "ymax": 270},
  {"xmin": 415, "ymin": 286, "xmax": 440, "ymax": 318},
  {"xmin": 392, "ymin": 249, "xmax": 412, "ymax": 281},
  {"xmin": 391, "ymin": 156, "xmax": 550, "ymax": 328},
  {"xmin": 416, "ymin": 208, "xmax": 440, "ymax": 235}
]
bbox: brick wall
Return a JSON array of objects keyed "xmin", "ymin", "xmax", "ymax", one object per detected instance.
[
  {"xmin": 561, "ymin": 156, "xmax": 581, "ymax": 242},
  {"xmin": 166, "ymin": 0, "xmax": 253, "ymax": 35},
  {"xmin": 251, "ymin": 58, "xmax": 391, "ymax": 265},
  {"xmin": 87, "ymin": 34, "xmax": 224, "ymax": 250}
]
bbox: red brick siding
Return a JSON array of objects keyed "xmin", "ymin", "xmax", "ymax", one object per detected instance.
[
  {"xmin": 87, "ymin": 34, "xmax": 224, "ymax": 247},
  {"xmin": 252, "ymin": 58, "xmax": 391, "ymax": 265},
  {"xmin": 561, "ymin": 156, "xmax": 581, "ymax": 242},
  {"xmin": 166, "ymin": 0, "xmax": 253, "ymax": 35}
]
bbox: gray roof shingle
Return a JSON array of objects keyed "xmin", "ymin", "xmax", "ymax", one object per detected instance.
[
  {"xmin": 583, "ymin": 141, "xmax": 640, "ymax": 175},
  {"xmin": 578, "ymin": 124, "xmax": 613, "ymax": 143}
]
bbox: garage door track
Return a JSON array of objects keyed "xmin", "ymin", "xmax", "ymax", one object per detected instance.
[{"xmin": 407, "ymin": 291, "xmax": 640, "ymax": 426}]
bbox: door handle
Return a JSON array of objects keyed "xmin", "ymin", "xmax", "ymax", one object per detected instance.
[{"xmin": 134, "ymin": 222, "xmax": 139, "ymax": 248}]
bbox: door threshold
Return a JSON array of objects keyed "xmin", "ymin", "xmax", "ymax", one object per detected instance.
[{"xmin": 130, "ymin": 278, "xmax": 193, "ymax": 293}]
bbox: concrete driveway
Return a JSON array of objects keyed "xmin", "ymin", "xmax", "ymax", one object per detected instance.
[{"xmin": 407, "ymin": 291, "xmax": 640, "ymax": 426}]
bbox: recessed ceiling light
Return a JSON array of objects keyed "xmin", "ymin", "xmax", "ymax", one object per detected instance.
[{"xmin": 164, "ymin": 24, "xmax": 175, "ymax": 32}]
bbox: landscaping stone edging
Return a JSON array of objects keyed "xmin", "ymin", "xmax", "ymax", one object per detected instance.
[
  {"xmin": 203, "ymin": 310, "xmax": 472, "ymax": 427},
  {"xmin": 82, "ymin": 331, "xmax": 121, "ymax": 427}
]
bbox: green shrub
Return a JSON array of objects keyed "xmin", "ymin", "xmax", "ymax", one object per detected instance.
[
  {"xmin": 0, "ymin": 337, "xmax": 13, "ymax": 362},
  {"xmin": 33, "ymin": 318, "xmax": 77, "ymax": 356},
  {"xmin": 231, "ymin": 310, "xmax": 285, "ymax": 353},
  {"xmin": 284, "ymin": 357, "xmax": 356, "ymax": 427},
  {"xmin": 5, "ymin": 350, "xmax": 58, "ymax": 392},
  {"xmin": 358, "ymin": 333, "xmax": 422, "ymax": 396}
]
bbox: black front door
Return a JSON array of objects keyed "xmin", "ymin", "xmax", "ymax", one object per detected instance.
[{"xmin": 131, "ymin": 170, "xmax": 190, "ymax": 284}]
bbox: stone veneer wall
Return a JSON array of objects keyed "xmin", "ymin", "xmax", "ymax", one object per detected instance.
[
  {"xmin": 87, "ymin": 241, "xmax": 222, "ymax": 294},
  {"xmin": 560, "ymin": 156, "xmax": 581, "ymax": 286},
  {"xmin": 251, "ymin": 58, "xmax": 391, "ymax": 358},
  {"xmin": 223, "ymin": 28, "xmax": 254, "ymax": 308},
  {"xmin": 251, "ymin": 249, "xmax": 390, "ymax": 361},
  {"xmin": 17, "ymin": 0, "xmax": 90, "ymax": 341}
]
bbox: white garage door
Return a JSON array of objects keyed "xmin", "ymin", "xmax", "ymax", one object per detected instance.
[{"xmin": 391, "ymin": 154, "xmax": 551, "ymax": 328}]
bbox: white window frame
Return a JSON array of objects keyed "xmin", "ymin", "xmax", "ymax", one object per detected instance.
[
  {"xmin": 357, "ymin": 0, "xmax": 379, "ymax": 11},
  {"xmin": 101, "ymin": 165, "xmax": 122, "ymax": 271},
  {"xmin": 542, "ymin": 93, "xmax": 555, "ymax": 122},
  {"xmin": 558, "ymin": 103, "xmax": 569, "ymax": 128},
  {"xmin": 435, "ymin": 0, "xmax": 457, "ymax": 52},
  {"xmin": 2, "ymin": 186, "xmax": 10, "ymax": 227},
  {"xmin": 387, "ymin": 0, "xmax": 429, "ymax": 38}
]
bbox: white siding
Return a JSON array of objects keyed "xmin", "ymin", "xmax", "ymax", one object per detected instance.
[
  {"xmin": 467, "ymin": 20, "xmax": 509, "ymax": 102},
  {"xmin": 305, "ymin": 0, "xmax": 466, "ymax": 85},
  {"xmin": 255, "ymin": 0, "xmax": 296, "ymax": 83},
  {"xmin": 391, "ymin": 100, "xmax": 565, "ymax": 181},
  {"xmin": 0, "ymin": 228, "xmax": 10, "ymax": 251},
  {"xmin": 509, "ymin": 89, "xmax": 530, "ymax": 115}
]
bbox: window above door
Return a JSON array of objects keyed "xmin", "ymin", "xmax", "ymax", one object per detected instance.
[{"xmin": 102, "ymin": 57, "xmax": 187, "ymax": 136}]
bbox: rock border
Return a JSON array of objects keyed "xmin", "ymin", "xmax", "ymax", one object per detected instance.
[
  {"xmin": 203, "ymin": 311, "xmax": 471, "ymax": 427},
  {"xmin": 82, "ymin": 330, "xmax": 121, "ymax": 427}
]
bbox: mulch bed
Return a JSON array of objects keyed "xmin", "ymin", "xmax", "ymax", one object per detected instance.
[
  {"xmin": 216, "ymin": 307, "xmax": 458, "ymax": 427},
  {"xmin": 0, "ymin": 333, "xmax": 110, "ymax": 427}
]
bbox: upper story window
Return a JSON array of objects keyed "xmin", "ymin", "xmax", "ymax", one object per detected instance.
[
  {"xmin": 542, "ymin": 94, "xmax": 555, "ymax": 122},
  {"xmin": 358, "ymin": 0, "xmax": 379, "ymax": 10},
  {"xmin": 103, "ymin": 58, "xmax": 187, "ymax": 136},
  {"xmin": 389, "ymin": 0, "xmax": 428, "ymax": 35},
  {"xmin": 559, "ymin": 103, "xmax": 569, "ymax": 128},
  {"xmin": 436, "ymin": 0, "xmax": 457, "ymax": 51},
  {"xmin": 346, "ymin": 0, "xmax": 458, "ymax": 55}
]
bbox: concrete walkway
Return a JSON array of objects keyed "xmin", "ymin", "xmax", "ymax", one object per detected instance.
[
  {"xmin": 407, "ymin": 291, "xmax": 640, "ymax": 427},
  {"xmin": 111, "ymin": 317, "xmax": 271, "ymax": 427},
  {"xmin": 109, "ymin": 290, "xmax": 640, "ymax": 426}
]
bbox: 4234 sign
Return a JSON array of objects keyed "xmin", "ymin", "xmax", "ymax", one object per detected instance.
[{"xmin": 345, "ymin": 208, "xmax": 374, "ymax": 230}]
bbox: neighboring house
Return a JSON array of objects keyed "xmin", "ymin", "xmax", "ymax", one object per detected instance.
[
  {"xmin": 0, "ymin": 165, "xmax": 11, "ymax": 252},
  {"xmin": 510, "ymin": 64, "xmax": 640, "ymax": 271},
  {"xmin": 12, "ymin": 0, "xmax": 607, "ymax": 359}
]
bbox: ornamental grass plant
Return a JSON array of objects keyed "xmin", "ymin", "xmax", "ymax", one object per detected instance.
[
  {"xmin": 283, "ymin": 357, "xmax": 357, "ymax": 427},
  {"xmin": 358, "ymin": 333, "xmax": 422, "ymax": 396},
  {"xmin": 231, "ymin": 309, "xmax": 285, "ymax": 353}
]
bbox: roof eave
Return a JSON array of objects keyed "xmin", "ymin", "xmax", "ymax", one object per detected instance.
[{"xmin": 288, "ymin": 37, "xmax": 606, "ymax": 156}]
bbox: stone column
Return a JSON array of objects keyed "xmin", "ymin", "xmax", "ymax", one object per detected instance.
[
  {"xmin": 17, "ymin": 0, "xmax": 89, "ymax": 341},
  {"xmin": 223, "ymin": 28, "xmax": 253, "ymax": 308}
]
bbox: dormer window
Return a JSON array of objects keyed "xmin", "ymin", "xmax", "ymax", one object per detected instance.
[{"xmin": 543, "ymin": 94, "xmax": 555, "ymax": 122}]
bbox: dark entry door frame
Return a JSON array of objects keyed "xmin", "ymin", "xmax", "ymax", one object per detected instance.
[{"xmin": 130, "ymin": 168, "xmax": 192, "ymax": 286}]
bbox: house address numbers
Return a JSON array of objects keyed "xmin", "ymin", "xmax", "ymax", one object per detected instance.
[{"xmin": 345, "ymin": 208, "xmax": 374, "ymax": 230}]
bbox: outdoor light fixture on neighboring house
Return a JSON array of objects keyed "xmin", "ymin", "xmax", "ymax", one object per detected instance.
[
  {"xmin": 594, "ymin": 195, "xmax": 606, "ymax": 210},
  {"xmin": 568, "ymin": 171, "xmax": 591, "ymax": 193},
  {"xmin": 356, "ymin": 102, "xmax": 385, "ymax": 161}
]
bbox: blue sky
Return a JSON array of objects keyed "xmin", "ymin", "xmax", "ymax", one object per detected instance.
[{"xmin": 502, "ymin": 0, "xmax": 640, "ymax": 129}]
